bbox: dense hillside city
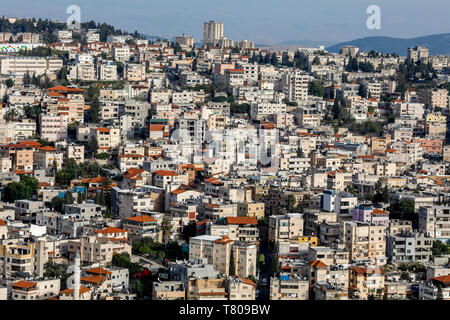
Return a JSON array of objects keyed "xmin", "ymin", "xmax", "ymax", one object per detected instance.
[{"xmin": 0, "ymin": 16, "xmax": 450, "ymax": 301}]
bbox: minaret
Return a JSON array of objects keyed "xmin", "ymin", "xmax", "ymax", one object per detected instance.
[{"xmin": 73, "ymin": 249, "xmax": 81, "ymax": 300}]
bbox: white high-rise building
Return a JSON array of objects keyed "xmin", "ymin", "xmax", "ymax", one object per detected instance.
[{"xmin": 203, "ymin": 21, "xmax": 224, "ymax": 46}]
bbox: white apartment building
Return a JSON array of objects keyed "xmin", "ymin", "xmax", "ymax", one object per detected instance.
[
  {"xmin": 203, "ymin": 21, "xmax": 224, "ymax": 46},
  {"xmin": 0, "ymin": 56, "xmax": 63, "ymax": 76},
  {"xmin": 282, "ymin": 70, "xmax": 310, "ymax": 103},
  {"xmin": 39, "ymin": 113, "xmax": 68, "ymax": 142}
]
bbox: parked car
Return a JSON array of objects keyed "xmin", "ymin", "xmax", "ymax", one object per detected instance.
[{"xmin": 261, "ymin": 278, "xmax": 268, "ymax": 286}]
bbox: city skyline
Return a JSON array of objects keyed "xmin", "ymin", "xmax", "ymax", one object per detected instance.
[{"xmin": 2, "ymin": 0, "xmax": 450, "ymax": 45}]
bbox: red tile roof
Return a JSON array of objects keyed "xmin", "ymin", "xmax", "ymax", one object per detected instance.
[
  {"xmin": 226, "ymin": 217, "xmax": 257, "ymax": 225},
  {"xmin": 123, "ymin": 168, "xmax": 145, "ymax": 178},
  {"xmin": 80, "ymin": 275, "xmax": 106, "ymax": 284},
  {"xmin": 60, "ymin": 286, "xmax": 90, "ymax": 295},
  {"xmin": 123, "ymin": 215, "xmax": 157, "ymax": 223},
  {"xmin": 12, "ymin": 281, "xmax": 36, "ymax": 289},
  {"xmin": 48, "ymin": 85, "xmax": 83, "ymax": 93},
  {"xmin": 432, "ymin": 275, "xmax": 450, "ymax": 284},
  {"xmin": 309, "ymin": 259, "xmax": 328, "ymax": 268},
  {"xmin": 154, "ymin": 170, "xmax": 178, "ymax": 177},
  {"xmin": 94, "ymin": 226, "xmax": 127, "ymax": 234},
  {"xmin": 39, "ymin": 146, "xmax": 57, "ymax": 152},
  {"xmin": 86, "ymin": 267, "xmax": 112, "ymax": 275}
]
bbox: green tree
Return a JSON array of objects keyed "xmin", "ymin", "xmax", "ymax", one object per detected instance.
[
  {"xmin": 332, "ymin": 99, "xmax": 341, "ymax": 120},
  {"xmin": 308, "ymin": 81, "xmax": 325, "ymax": 97},
  {"xmin": 132, "ymin": 279, "xmax": 144, "ymax": 296},
  {"xmin": 345, "ymin": 57, "xmax": 358, "ymax": 72},
  {"xmin": 257, "ymin": 217, "xmax": 269, "ymax": 226},
  {"xmin": 287, "ymin": 194, "xmax": 296, "ymax": 212},
  {"xmin": 270, "ymin": 52, "xmax": 278, "ymax": 66},
  {"xmin": 44, "ymin": 263, "xmax": 68, "ymax": 289},
  {"xmin": 229, "ymin": 248, "xmax": 236, "ymax": 276},
  {"xmin": 5, "ymin": 78, "xmax": 14, "ymax": 88},
  {"xmin": 257, "ymin": 254, "xmax": 265, "ymax": 268},
  {"xmin": 271, "ymin": 256, "xmax": 278, "ymax": 274},
  {"xmin": 65, "ymin": 192, "xmax": 74, "ymax": 204},
  {"xmin": 103, "ymin": 207, "xmax": 112, "ymax": 219},
  {"xmin": 77, "ymin": 191, "xmax": 83, "ymax": 204},
  {"xmin": 181, "ymin": 221, "xmax": 197, "ymax": 242},
  {"xmin": 89, "ymin": 96, "xmax": 101, "ymax": 123},
  {"xmin": 88, "ymin": 136, "xmax": 99, "ymax": 157},
  {"xmin": 49, "ymin": 196, "xmax": 64, "ymax": 213},
  {"xmin": 3, "ymin": 175, "xmax": 39, "ymax": 203}
]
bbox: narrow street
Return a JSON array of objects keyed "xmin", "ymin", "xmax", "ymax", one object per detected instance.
[{"xmin": 257, "ymin": 225, "xmax": 273, "ymax": 300}]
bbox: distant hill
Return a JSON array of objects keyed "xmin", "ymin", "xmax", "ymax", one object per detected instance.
[
  {"xmin": 257, "ymin": 40, "xmax": 332, "ymax": 48},
  {"xmin": 142, "ymin": 34, "xmax": 165, "ymax": 41},
  {"xmin": 326, "ymin": 33, "xmax": 450, "ymax": 56}
]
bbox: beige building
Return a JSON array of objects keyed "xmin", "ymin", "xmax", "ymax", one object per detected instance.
[
  {"xmin": 269, "ymin": 213, "xmax": 304, "ymax": 244},
  {"xmin": 67, "ymin": 228, "xmax": 131, "ymax": 265},
  {"xmin": 419, "ymin": 205, "xmax": 450, "ymax": 239},
  {"xmin": 384, "ymin": 281, "xmax": 407, "ymax": 300},
  {"xmin": 33, "ymin": 146, "xmax": 63, "ymax": 172},
  {"xmin": 0, "ymin": 56, "xmax": 63, "ymax": 76},
  {"xmin": 187, "ymin": 277, "xmax": 227, "ymax": 300},
  {"xmin": 348, "ymin": 266, "xmax": 385, "ymax": 299},
  {"xmin": 152, "ymin": 281, "xmax": 185, "ymax": 300},
  {"xmin": 60, "ymin": 286, "xmax": 92, "ymax": 300},
  {"xmin": 124, "ymin": 63, "xmax": 146, "ymax": 81},
  {"xmin": 11, "ymin": 279, "xmax": 60, "ymax": 300},
  {"xmin": 90, "ymin": 127, "xmax": 121, "ymax": 153},
  {"xmin": 270, "ymin": 273, "xmax": 309, "ymax": 300},
  {"xmin": 227, "ymin": 277, "xmax": 256, "ymax": 300},
  {"xmin": 341, "ymin": 221, "xmax": 387, "ymax": 265},
  {"xmin": 122, "ymin": 215, "xmax": 159, "ymax": 242},
  {"xmin": 421, "ymin": 88, "xmax": 448, "ymax": 109},
  {"xmin": 67, "ymin": 144, "xmax": 85, "ymax": 164}
]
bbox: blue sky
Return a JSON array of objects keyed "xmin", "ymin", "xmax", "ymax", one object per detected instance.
[{"xmin": 2, "ymin": 0, "xmax": 449, "ymax": 44}]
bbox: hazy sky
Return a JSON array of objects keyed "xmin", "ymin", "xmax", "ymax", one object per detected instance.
[{"xmin": 2, "ymin": 0, "xmax": 449, "ymax": 44}]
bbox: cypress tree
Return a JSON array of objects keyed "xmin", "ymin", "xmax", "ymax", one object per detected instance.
[{"xmin": 229, "ymin": 247, "xmax": 236, "ymax": 276}]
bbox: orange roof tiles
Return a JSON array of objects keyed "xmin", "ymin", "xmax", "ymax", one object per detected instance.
[
  {"xmin": 150, "ymin": 125, "xmax": 165, "ymax": 131},
  {"xmin": 39, "ymin": 146, "xmax": 57, "ymax": 151},
  {"xmin": 214, "ymin": 236, "xmax": 234, "ymax": 244},
  {"xmin": 196, "ymin": 219, "xmax": 210, "ymax": 226},
  {"xmin": 226, "ymin": 217, "xmax": 258, "ymax": 225},
  {"xmin": 12, "ymin": 281, "xmax": 36, "ymax": 289},
  {"xmin": 89, "ymin": 176, "xmax": 106, "ymax": 184},
  {"xmin": 48, "ymin": 85, "xmax": 83, "ymax": 93},
  {"xmin": 80, "ymin": 275, "xmax": 106, "ymax": 284},
  {"xmin": 86, "ymin": 267, "xmax": 112, "ymax": 275},
  {"xmin": 239, "ymin": 277, "xmax": 256, "ymax": 286},
  {"xmin": 94, "ymin": 226, "xmax": 127, "ymax": 234},
  {"xmin": 432, "ymin": 275, "xmax": 450, "ymax": 283},
  {"xmin": 60, "ymin": 287, "xmax": 90, "ymax": 295},
  {"xmin": 124, "ymin": 215, "xmax": 157, "ymax": 223},
  {"xmin": 123, "ymin": 168, "xmax": 145, "ymax": 178},
  {"xmin": 20, "ymin": 140, "xmax": 42, "ymax": 147},
  {"xmin": 154, "ymin": 170, "xmax": 178, "ymax": 176},
  {"xmin": 357, "ymin": 155, "xmax": 374, "ymax": 160},
  {"xmin": 171, "ymin": 189, "xmax": 187, "ymax": 195},
  {"xmin": 309, "ymin": 259, "xmax": 328, "ymax": 268},
  {"xmin": 119, "ymin": 154, "xmax": 144, "ymax": 158},
  {"xmin": 372, "ymin": 209, "xmax": 388, "ymax": 215}
]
